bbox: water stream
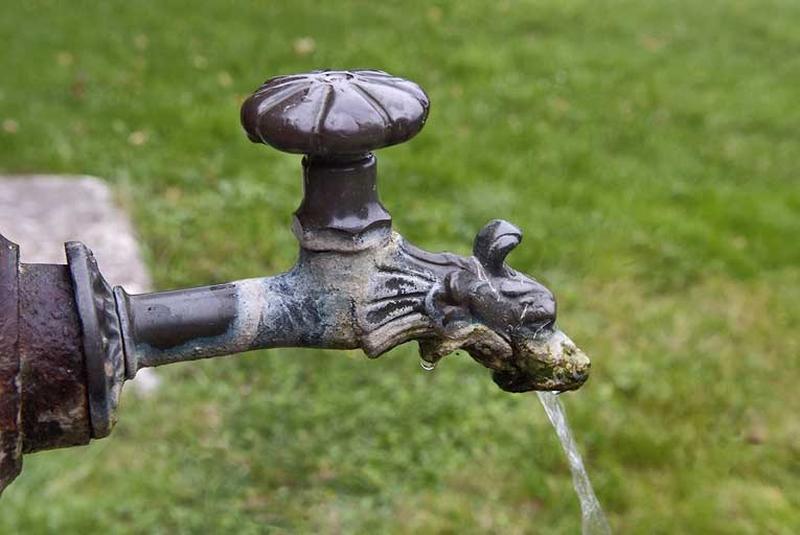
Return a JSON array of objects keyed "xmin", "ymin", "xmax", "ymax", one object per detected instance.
[{"xmin": 537, "ymin": 391, "xmax": 611, "ymax": 534}]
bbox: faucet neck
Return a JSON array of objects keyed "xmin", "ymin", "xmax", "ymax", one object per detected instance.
[{"xmin": 293, "ymin": 154, "xmax": 392, "ymax": 252}]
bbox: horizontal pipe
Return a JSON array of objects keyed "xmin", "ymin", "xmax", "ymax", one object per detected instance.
[
  {"xmin": 115, "ymin": 271, "xmax": 359, "ymax": 374},
  {"xmin": 18, "ymin": 264, "xmax": 91, "ymax": 453}
]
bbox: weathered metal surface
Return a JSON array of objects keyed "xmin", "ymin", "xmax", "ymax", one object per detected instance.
[
  {"xmin": 241, "ymin": 70, "xmax": 429, "ymax": 157},
  {"xmin": 361, "ymin": 222, "xmax": 590, "ymax": 392},
  {"xmin": 0, "ymin": 235, "xmax": 21, "ymax": 495},
  {"xmin": 66, "ymin": 241, "xmax": 125, "ymax": 438},
  {"xmin": 18, "ymin": 263, "xmax": 91, "ymax": 453},
  {"xmin": 0, "ymin": 68, "xmax": 592, "ymax": 495},
  {"xmin": 116, "ymin": 282, "xmax": 240, "ymax": 369},
  {"xmin": 293, "ymin": 155, "xmax": 392, "ymax": 252},
  {"xmin": 117, "ymin": 223, "xmax": 588, "ymax": 392},
  {"xmin": 116, "ymin": 267, "xmax": 362, "ymax": 372},
  {"xmin": 114, "ymin": 69, "xmax": 590, "ymax": 393}
]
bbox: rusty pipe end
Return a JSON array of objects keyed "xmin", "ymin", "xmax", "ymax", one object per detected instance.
[
  {"xmin": 0, "ymin": 234, "xmax": 131, "ymax": 494},
  {"xmin": 0, "ymin": 234, "xmax": 21, "ymax": 495}
]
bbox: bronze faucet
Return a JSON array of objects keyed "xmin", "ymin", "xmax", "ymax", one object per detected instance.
[{"xmin": 0, "ymin": 70, "xmax": 590, "ymax": 494}]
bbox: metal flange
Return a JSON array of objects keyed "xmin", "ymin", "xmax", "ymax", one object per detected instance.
[
  {"xmin": 66, "ymin": 241, "xmax": 126, "ymax": 438},
  {"xmin": 0, "ymin": 234, "xmax": 21, "ymax": 495}
]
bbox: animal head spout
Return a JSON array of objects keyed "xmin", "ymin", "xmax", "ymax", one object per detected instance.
[{"xmin": 362, "ymin": 220, "xmax": 591, "ymax": 392}]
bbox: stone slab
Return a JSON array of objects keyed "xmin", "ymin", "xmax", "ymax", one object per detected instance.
[{"xmin": 0, "ymin": 175, "xmax": 150, "ymax": 292}]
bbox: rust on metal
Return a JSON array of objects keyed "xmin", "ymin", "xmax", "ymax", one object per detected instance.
[
  {"xmin": 18, "ymin": 263, "xmax": 91, "ymax": 453},
  {"xmin": 0, "ymin": 235, "xmax": 21, "ymax": 495},
  {"xmin": 66, "ymin": 241, "xmax": 125, "ymax": 438}
]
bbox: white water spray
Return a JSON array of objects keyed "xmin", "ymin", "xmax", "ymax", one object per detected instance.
[{"xmin": 537, "ymin": 391, "xmax": 611, "ymax": 534}]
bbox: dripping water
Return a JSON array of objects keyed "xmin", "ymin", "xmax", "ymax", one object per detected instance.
[
  {"xmin": 537, "ymin": 391, "xmax": 611, "ymax": 534},
  {"xmin": 419, "ymin": 358, "xmax": 436, "ymax": 371}
]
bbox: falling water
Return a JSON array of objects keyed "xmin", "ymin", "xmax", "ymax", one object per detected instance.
[
  {"xmin": 419, "ymin": 357, "xmax": 437, "ymax": 371},
  {"xmin": 537, "ymin": 391, "xmax": 611, "ymax": 534}
]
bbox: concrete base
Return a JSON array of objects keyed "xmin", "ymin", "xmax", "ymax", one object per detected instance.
[{"xmin": 0, "ymin": 175, "xmax": 159, "ymax": 393}]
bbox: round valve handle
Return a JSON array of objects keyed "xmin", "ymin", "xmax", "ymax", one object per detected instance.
[
  {"xmin": 241, "ymin": 70, "xmax": 430, "ymax": 160},
  {"xmin": 240, "ymin": 70, "xmax": 431, "ymax": 252}
]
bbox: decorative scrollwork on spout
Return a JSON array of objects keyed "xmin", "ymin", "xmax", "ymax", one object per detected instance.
[{"xmin": 359, "ymin": 220, "xmax": 589, "ymax": 392}]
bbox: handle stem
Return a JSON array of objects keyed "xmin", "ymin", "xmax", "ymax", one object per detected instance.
[{"xmin": 293, "ymin": 154, "xmax": 391, "ymax": 252}]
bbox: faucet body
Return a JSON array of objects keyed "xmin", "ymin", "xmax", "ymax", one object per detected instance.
[
  {"xmin": 117, "ymin": 230, "xmax": 571, "ymax": 372},
  {"xmin": 0, "ymin": 70, "xmax": 591, "ymax": 495}
]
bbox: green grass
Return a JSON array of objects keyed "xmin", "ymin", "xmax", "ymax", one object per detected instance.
[{"xmin": 1, "ymin": 0, "xmax": 799, "ymax": 532}]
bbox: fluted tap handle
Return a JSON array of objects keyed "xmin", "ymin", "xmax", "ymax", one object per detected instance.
[
  {"xmin": 240, "ymin": 70, "xmax": 431, "ymax": 252},
  {"xmin": 241, "ymin": 70, "xmax": 429, "ymax": 160}
]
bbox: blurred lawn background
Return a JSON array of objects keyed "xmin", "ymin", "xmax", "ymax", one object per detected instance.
[{"xmin": 1, "ymin": 0, "xmax": 799, "ymax": 533}]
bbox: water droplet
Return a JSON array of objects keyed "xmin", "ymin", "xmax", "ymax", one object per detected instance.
[{"xmin": 419, "ymin": 358, "xmax": 436, "ymax": 371}]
